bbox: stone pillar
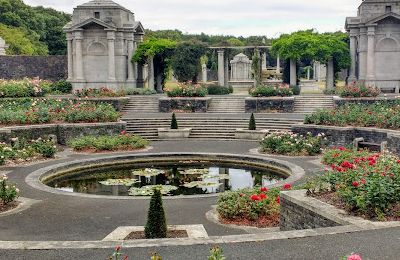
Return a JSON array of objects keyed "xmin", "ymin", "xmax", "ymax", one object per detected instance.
[
  {"xmin": 202, "ymin": 64, "xmax": 207, "ymax": 83},
  {"xmin": 358, "ymin": 27, "xmax": 367, "ymax": 80},
  {"xmin": 313, "ymin": 62, "xmax": 316, "ymax": 80},
  {"xmin": 107, "ymin": 30, "xmax": 116, "ymax": 81},
  {"xmin": 74, "ymin": 30, "xmax": 84, "ymax": 81},
  {"xmin": 127, "ymin": 35, "xmax": 136, "ymax": 86},
  {"xmin": 148, "ymin": 56, "xmax": 155, "ymax": 90},
  {"xmin": 366, "ymin": 26, "xmax": 376, "ymax": 82},
  {"xmin": 326, "ymin": 59, "xmax": 334, "ymax": 90},
  {"xmin": 276, "ymin": 55, "xmax": 281, "ymax": 74},
  {"xmin": 348, "ymin": 28, "xmax": 358, "ymax": 82},
  {"xmin": 289, "ymin": 59, "xmax": 297, "ymax": 86},
  {"xmin": 262, "ymin": 52, "xmax": 267, "ymax": 70},
  {"xmin": 66, "ymin": 33, "xmax": 74, "ymax": 80},
  {"xmin": 217, "ymin": 49, "xmax": 225, "ymax": 87},
  {"xmin": 224, "ymin": 52, "xmax": 229, "ymax": 87},
  {"xmin": 307, "ymin": 67, "xmax": 311, "ymax": 80}
]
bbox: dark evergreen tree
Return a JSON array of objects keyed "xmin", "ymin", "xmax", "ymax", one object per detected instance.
[
  {"xmin": 144, "ymin": 188, "xmax": 167, "ymax": 239},
  {"xmin": 170, "ymin": 113, "xmax": 178, "ymax": 129},
  {"xmin": 249, "ymin": 113, "xmax": 256, "ymax": 130}
]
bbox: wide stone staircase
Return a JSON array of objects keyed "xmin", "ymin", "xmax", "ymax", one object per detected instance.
[
  {"xmin": 294, "ymin": 95, "xmax": 334, "ymax": 113},
  {"xmin": 121, "ymin": 96, "xmax": 160, "ymax": 114},
  {"xmin": 123, "ymin": 117, "xmax": 303, "ymax": 140},
  {"xmin": 207, "ymin": 96, "xmax": 246, "ymax": 113}
]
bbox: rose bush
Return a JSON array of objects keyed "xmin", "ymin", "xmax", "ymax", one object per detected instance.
[
  {"xmin": 305, "ymin": 102, "xmax": 400, "ymax": 129},
  {"xmin": 337, "ymin": 81, "xmax": 380, "ymax": 98},
  {"xmin": 164, "ymin": 83, "xmax": 207, "ymax": 97},
  {"xmin": 0, "ymin": 174, "xmax": 19, "ymax": 206},
  {"xmin": 0, "ymin": 99, "xmax": 120, "ymax": 125},
  {"xmin": 307, "ymin": 147, "xmax": 400, "ymax": 220},
  {"xmin": 0, "ymin": 78, "xmax": 50, "ymax": 98},
  {"xmin": 260, "ymin": 131, "xmax": 327, "ymax": 156},
  {"xmin": 74, "ymin": 87, "xmax": 126, "ymax": 98}
]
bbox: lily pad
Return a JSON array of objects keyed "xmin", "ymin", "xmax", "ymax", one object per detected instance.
[
  {"xmin": 182, "ymin": 181, "xmax": 221, "ymax": 189},
  {"xmin": 128, "ymin": 185, "xmax": 178, "ymax": 196},
  {"xmin": 180, "ymin": 168, "xmax": 209, "ymax": 175},
  {"xmin": 202, "ymin": 174, "xmax": 230, "ymax": 180},
  {"xmin": 131, "ymin": 168, "xmax": 165, "ymax": 177},
  {"xmin": 99, "ymin": 179, "xmax": 139, "ymax": 186}
]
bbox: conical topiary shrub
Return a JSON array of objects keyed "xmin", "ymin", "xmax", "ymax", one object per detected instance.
[
  {"xmin": 249, "ymin": 113, "xmax": 256, "ymax": 130},
  {"xmin": 170, "ymin": 113, "xmax": 178, "ymax": 129},
  {"xmin": 144, "ymin": 187, "xmax": 167, "ymax": 239}
]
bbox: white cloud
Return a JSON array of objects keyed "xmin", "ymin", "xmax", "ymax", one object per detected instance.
[{"xmin": 23, "ymin": 0, "xmax": 361, "ymax": 37}]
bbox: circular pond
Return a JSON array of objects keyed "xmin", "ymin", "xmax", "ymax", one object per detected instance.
[{"xmin": 28, "ymin": 153, "xmax": 304, "ymax": 199}]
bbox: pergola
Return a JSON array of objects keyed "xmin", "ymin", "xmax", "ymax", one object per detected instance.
[{"xmin": 209, "ymin": 46, "xmax": 281, "ymax": 87}]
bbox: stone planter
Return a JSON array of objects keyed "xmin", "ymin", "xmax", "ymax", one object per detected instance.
[
  {"xmin": 245, "ymin": 97, "xmax": 295, "ymax": 113},
  {"xmin": 235, "ymin": 129, "xmax": 268, "ymax": 140},
  {"xmin": 158, "ymin": 128, "xmax": 192, "ymax": 139},
  {"xmin": 159, "ymin": 97, "xmax": 211, "ymax": 113}
]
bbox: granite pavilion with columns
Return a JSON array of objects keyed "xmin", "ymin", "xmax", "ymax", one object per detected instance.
[
  {"xmin": 346, "ymin": 0, "xmax": 400, "ymax": 93},
  {"xmin": 63, "ymin": 0, "xmax": 145, "ymax": 90}
]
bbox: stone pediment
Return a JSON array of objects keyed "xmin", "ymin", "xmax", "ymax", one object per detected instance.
[
  {"xmin": 65, "ymin": 18, "xmax": 117, "ymax": 31},
  {"xmin": 365, "ymin": 12, "xmax": 400, "ymax": 25},
  {"xmin": 133, "ymin": 22, "xmax": 145, "ymax": 34}
]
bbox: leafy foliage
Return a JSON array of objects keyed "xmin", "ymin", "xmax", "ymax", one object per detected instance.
[
  {"xmin": 172, "ymin": 41, "xmax": 207, "ymax": 83},
  {"xmin": 0, "ymin": 174, "xmax": 19, "ymax": 205},
  {"xmin": 165, "ymin": 83, "xmax": 207, "ymax": 97},
  {"xmin": 249, "ymin": 84, "xmax": 293, "ymax": 97},
  {"xmin": 0, "ymin": 24, "xmax": 47, "ymax": 55},
  {"xmin": 144, "ymin": 187, "xmax": 167, "ymax": 239},
  {"xmin": 206, "ymin": 85, "xmax": 233, "ymax": 95},
  {"xmin": 336, "ymin": 81, "xmax": 380, "ymax": 98}
]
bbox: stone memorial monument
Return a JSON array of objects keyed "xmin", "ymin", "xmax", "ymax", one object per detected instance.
[
  {"xmin": 0, "ymin": 37, "xmax": 8, "ymax": 55},
  {"xmin": 229, "ymin": 53, "xmax": 253, "ymax": 88},
  {"xmin": 64, "ymin": 0, "xmax": 145, "ymax": 90},
  {"xmin": 346, "ymin": 0, "xmax": 400, "ymax": 92}
]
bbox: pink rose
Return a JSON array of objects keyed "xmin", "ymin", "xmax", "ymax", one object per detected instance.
[{"xmin": 347, "ymin": 254, "xmax": 362, "ymax": 260}]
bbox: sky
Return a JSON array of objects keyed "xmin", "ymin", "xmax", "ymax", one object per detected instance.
[{"xmin": 24, "ymin": 0, "xmax": 361, "ymax": 37}]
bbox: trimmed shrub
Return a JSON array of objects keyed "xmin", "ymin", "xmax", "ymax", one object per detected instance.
[
  {"xmin": 290, "ymin": 85, "xmax": 301, "ymax": 95},
  {"xmin": 144, "ymin": 187, "xmax": 167, "ymax": 239},
  {"xmin": 170, "ymin": 113, "xmax": 178, "ymax": 129},
  {"xmin": 249, "ymin": 84, "xmax": 293, "ymax": 97},
  {"xmin": 207, "ymin": 85, "xmax": 233, "ymax": 95},
  {"xmin": 164, "ymin": 83, "xmax": 207, "ymax": 97},
  {"xmin": 249, "ymin": 113, "xmax": 256, "ymax": 130},
  {"xmin": 125, "ymin": 88, "xmax": 157, "ymax": 95},
  {"xmin": 50, "ymin": 80, "xmax": 72, "ymax": 94}
]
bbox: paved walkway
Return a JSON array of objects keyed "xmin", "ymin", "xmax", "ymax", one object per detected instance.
[{"xmin": 1, "ymin": 140, "xmax": 398, "ymax": 259}]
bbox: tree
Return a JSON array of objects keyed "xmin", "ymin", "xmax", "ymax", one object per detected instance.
[
  {"xmin": 133, "ymin": 38, "xmax": 176, "ymax": 90},
  {"xmin": 170, "ymin": 113, "xmax": 178, "ymax": 129},
  {"xmin": 249, "ymin": 113, "xmax": 256, "ymax": 130},
  {"xmin": 144, "ymin": 188, "xmax": 167, "ymax": 239},
  {"xmin": 0, "ymin": 24, "xmax": 47, "ymax": 55},
  {"xmin": 172, "ymin": 41, "xmax": 207, "ymax": 83}
]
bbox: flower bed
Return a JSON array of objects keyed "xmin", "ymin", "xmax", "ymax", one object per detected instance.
[
  {"xmin": 164, "ymin": 83, "xmax": 207, "ymax": 97},
  {"xmin": 336, "ymin": 81, "xmax": 380, "ymax": 98},
  {"xmin": 68, "ymin": 132, "xmax": 149, "ymax": 152},
  {"xmin": 306, "ymin": 147, "xmax": 400, "ymax": 220},
  {"xmin": 0, "ymin": 173, "xmax": 19, "ymax": 213},
  {"xmin": 0, "ymin": 137, "xmax": 56, "ymax": 165},
  {"xmin": 304, "ymin": 102, "xmax": 400, "ymax": 129},
  {"xmin": 0, "ymin": 99, "xmax": 120, "ymax": 125},
  {"xmin": 217, "ymin": 185, "xmax": 292, "ymax": 228},
  {"xmin": 249, "ymin": 84, "xmax": 293, "ymax": 97},
  {"xmin": 0, "ymin": 78, "xmax": 50, "ymax": 98},
  {"xmin": 74, "ymin": 87, "xmax": 126, "ymax": 98},
  {"xmin": 259, "ymin": 131, "xmax": 327, "ymax": 156}
]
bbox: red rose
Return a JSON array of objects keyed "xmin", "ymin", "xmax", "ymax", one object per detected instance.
[
  {"xmin": 260, "ymin": 187, "xmax": 268, "ymax": 192},
  {"xmin": 338, "ymin": 147, "xmax": 346, "ymax": 151},
  {"xmin": 397, "ymin": 160, "xmax": 400, "ymax": 164},
  {"xmin": 115, "ymin": 245, "xmax": 121, "ymax": 251},
  {"xmin": 250, "ymin": 195, "xmax": 261, "ymax": 201},
  {"xmin": 260, "ymin": 193, "xmax": 267, "ymax": 200},
  {"xmin": 361, "ymin": 179, "xmax": 366, "ymax": 184},
  {"xmin": 352, "ymin": 181, "xmax": 359, "ymax": 187},
  {"xmin": 341, "ymin": 161, "xmax": 354, "ymax": 169},
  {"xmin": 239, "ymin": 193, "xmax": 245, "ymax": 197},
  {"xmin": 283, "ymin": 183, "xmax": 292, "ymax": 190},
  {"xmin": 276, "ymin": 196, "xmax": 281, "ymax": 204}
]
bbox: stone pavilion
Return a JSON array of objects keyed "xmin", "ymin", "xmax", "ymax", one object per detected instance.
[
  {"xmin": 64, "ymin": 0, "xmax": 145, "ymax": 90},
  {"xmin": 346, "ymin": 0, "xmax": 400, "ymax": 92}
]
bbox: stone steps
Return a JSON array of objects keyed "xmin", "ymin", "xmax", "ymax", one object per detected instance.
[
  {"xmin": 208, "ymin": 96, "xmax": 246, "ymax": 113},
  {"xmin": 294, "ymin": 96, "xmax": 334, "ymax": 113},
  {"xmin": 124, "ymin": 117, "xmax": 302, "ymax": 140},
  {"xmin": 122, "ymin": 96, "xmax": 160, "ymax": 113}
]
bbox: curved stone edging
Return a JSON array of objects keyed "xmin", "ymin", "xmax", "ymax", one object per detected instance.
[
  {"xmin": 25, "ymin": 152, "xmax": 305, "ymax": 200},
  {"xmin": 0, "ymin": 197, "xmax": 41, "ymax": 218},
  {"xmin": 69, "ymin": 146, "xmax": 154, "ymax": 155}
]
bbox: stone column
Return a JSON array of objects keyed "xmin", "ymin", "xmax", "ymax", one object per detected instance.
[
  {"xmin": 74, "ymin": 30, "xmax": 84, "ymax": 81},
  {"xmin": 358, "ymin": 27, "xmax": 367, "ymax": 80},
  {"xmin": 366, "ymin": 26, "xmax": 376, "ymax": 82},
  {"xmin": 262, "ymin": 51, "xmax": 267, "ymax": 69},
  {"xmin": 348, "ymin": 28, "xmax": 358, "ymax": 82},
  {"xmin": 127, "ymin": 35, "xmax": 136, "ymax": 86},
  {"xmin": 107, "ymin": 30, "xmax": 116, "ymax": 81},
  {"xmin": 202, "ymin": 64, "xmax": 207, "ymax": 83},
  {"xmin": 307, "ymin": 67, "xmax": 311, "ymax": 80},
  {"xmin": 148, "ymin": 56, "xmax": 155, "ymax": 90},
  {"xmin": 326, "ymin": 59, "xmax": 334, "ymax": 90},
  {"xmin": 66, "ymin": 33, "xmax": 74, "ymax": 81},
  {"xmin": 276, "ymin": 55, "xmax": 281, "ymax": 74},
  {"xmin": 217, "ymin": 49, "xmax": 225, "ymax": 87},
  {"xmin": 224, "ymin": 52, "xmax": 229, "ymax": 87},
  {"xmin": 313, "ymin": 62, "xmax": 316, "ymax": 80},
  {"xmin": 289, "ymin": 59, "xmax": 297, "ymax": 86}
]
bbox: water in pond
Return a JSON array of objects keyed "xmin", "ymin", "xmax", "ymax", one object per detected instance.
[{"xmin": 45, "ymin": 162, "xmax": 286, "ymax": 196}]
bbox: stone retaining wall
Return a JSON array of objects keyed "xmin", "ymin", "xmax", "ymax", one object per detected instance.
[
  {"xmin": 291, "ymin": 124, "xmax": 400, "ymax": 154},
  {"xmin": 333, "ymin": 96, "xmax": 399, "ymax": 107},
  {"xmin": 245, "ymin": 97, "xmax": 295, "ymax": 113},
  {"xmin": 0, "ymin": 122, "xmax": 126, "ymax": 145},
  {"xmin": 159, "ymin": 97, "xmax": 211, "ymax": 113},
  {"xmin": 0, "ymin": 56, "xmax": 67, "ymax": 81}
]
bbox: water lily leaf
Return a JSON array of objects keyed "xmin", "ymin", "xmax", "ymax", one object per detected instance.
[
  {"xmin": 128, "ymin": 185, "xmax": 178, "ymax": 196},
  {"xmin": 180, "ymin": 169, "xmax": 209, "ymax": 175},
  {"xmin": 99, "ymin": 179, "xmax": 139, "ymax": 186},
  {"xmin": 131, "ymin": 168, "xmax": 165, "ymax": 177},
  {"xmin": 182, "ymin": 181, "xmax": 220, "ymax": 188}
]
